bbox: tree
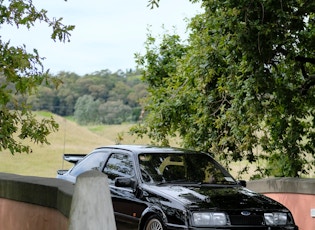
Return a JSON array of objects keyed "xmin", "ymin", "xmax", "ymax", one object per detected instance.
[
  {"xmin": 0, "ymin": 0, "xmax": 74, "ymax": 154},
  {"xmin": 27, "ymin": 69, "xmax": 146, "ymax": 123},
  {"xmin": 74, "ymin": 95, "xmax": 101, "ymax": 125},
  {"xmin": 98, "ymin": 100, "xmax": 132, "ymax": 124},
  {"xmin": 133, "ymin": 0, "xmax": 315, "ymax": 178}
]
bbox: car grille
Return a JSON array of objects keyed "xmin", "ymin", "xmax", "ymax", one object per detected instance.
[{"xmin": 229, "ymin": 215, "xmax": 264, "ymax": 225}]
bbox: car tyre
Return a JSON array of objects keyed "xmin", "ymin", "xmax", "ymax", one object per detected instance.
[{"xmin": 144, "ymin": 215, "xmax": 165, "ymax": 230}]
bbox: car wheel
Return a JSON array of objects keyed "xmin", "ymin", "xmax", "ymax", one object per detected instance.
[{"xmin": 144, "ymin": 215, "xmax": 164, "ymax": 230}]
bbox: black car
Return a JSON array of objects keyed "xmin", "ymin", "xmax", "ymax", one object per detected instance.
[{"xmin": 57, "ymin": 145, "xmax": 298, "ymax": 230}]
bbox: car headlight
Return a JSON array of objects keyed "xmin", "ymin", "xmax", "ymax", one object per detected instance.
[
  {"xmin": 192, "ymin": 212, "xmax": 227, "ymax": 226},
  {"xmin": 264, "ymin": 212, "xmax": 288, "ymax": 226}
]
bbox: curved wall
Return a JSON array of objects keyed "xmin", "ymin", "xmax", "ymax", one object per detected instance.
[
  {"xmin": 0, "ymin": 198, "xmax": 68, "ymax": 230},
  {"xmin": 0, "ymin": 172, "xmax": 73, "ymax": 230},
  {"xmin": 1, "ymin": 173, "xmax": 314, "ymax": 230},
  {"xmin": 248, "ymin": 177, "xmax": 315, "ymax": 230}
]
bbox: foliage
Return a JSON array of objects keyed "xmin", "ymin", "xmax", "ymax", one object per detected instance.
[
  {"xmin": 98, "ymin": 100, "xmax": 132, "ymax": 124},
  {"xmin": 27, "ymin": 69, "xmax": 147, "ymax": 125},
  {"xmin": 74, "ymin": 95, "xmax": 101, "ymax": 125},
  {"xmin": 0, "ymin": 0, "xmax": 74, "ymax": 154},
  {"xmin": 73, "ymin": 95, "xmax": 134, "ymax": 125},
  {"xmin": 133, "ymin": 0, "xmax": 315, "ymax": 178}
]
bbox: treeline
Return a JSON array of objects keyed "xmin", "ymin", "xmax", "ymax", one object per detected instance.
[{"xmin": 27, "ymin": 69, "xmax": 147, "ymax": 124}]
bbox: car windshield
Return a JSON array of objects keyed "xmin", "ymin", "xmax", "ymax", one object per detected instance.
[{"xmin": 138, "ymin": 152, "xmax": 236, "ymax": 185}]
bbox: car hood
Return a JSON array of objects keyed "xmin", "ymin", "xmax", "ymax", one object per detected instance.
[{"xmin": 143, "ymin": 184, "xmax": 286, "ymax": 211}]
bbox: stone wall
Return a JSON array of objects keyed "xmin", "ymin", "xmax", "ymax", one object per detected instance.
[
  {"xmin": 0, "ymin": 198, "xmax": 68, "ymax": 230},
  {"xmin": 248, "ymin": 177, "xmax": 315, "ymax": 230},
  {"xmin": 0, "ymin": 171, "xmax": 116, "ymax": 230},
  {"xmin": 0, "ymin": 172, "xmax": 73, "ymax": 230},
  {"xmin": 1, "ymin": 173, "xmax": 314, "ymax": 230}
]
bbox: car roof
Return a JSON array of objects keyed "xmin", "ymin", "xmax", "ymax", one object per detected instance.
[{"xmin": 95, "ymin": 145, "xmax": 201, "ymax": 155}]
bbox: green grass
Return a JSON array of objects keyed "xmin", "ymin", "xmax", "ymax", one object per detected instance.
[
  {"xmin": 32, "ymin": 111, "xmax": 50, "ymax": 117},
  {"xmin": 86, "ymin": 124, "xmax": 151, "ymax": 145},
  {"xmin": 0, "ymin": 113, "xmax": 149, "ymax": 178}
]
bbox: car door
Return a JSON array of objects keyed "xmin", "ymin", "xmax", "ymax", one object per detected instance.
[{"xmin": 103, "ymin": 150, "xmax": 147, "ymax": 230}]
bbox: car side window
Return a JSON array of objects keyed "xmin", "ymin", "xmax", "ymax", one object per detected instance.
[
  {"xmin": 103, "ymin": 152, "xmax": 134, "ymax": 184},
  {"xmin": 70, "ymin": 151, "xmax": 110, "ymax": 177}
]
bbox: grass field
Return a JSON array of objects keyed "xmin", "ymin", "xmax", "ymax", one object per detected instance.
[{"xmin": 0, "ymin": 113, "xmax": 152, "ymax": 178}]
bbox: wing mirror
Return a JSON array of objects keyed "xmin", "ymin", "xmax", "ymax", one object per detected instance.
[
  {"xmin": 115, "ymin": 177, "xmax": 136, "ymax": 188},
  {"xmin": 238, "ymin": 180, "xmax": 247, "ymax": 187}
]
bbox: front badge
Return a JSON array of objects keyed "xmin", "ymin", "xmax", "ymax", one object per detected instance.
[{"xmin": 241, "ymin": 211, "xmax": 251, "ymax": 216}]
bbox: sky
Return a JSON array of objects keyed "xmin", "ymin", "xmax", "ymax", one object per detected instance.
[{"xmin": 3, "ymin": 0, "xmax": 201, "ymax": 75}]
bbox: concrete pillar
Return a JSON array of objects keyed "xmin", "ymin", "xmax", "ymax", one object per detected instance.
[{"xmin": 68, "ymin": 171, "xmax": 116, "ymax": 230}]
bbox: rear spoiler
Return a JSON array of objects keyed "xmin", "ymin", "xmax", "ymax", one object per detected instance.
[
  {"xmin": 57, "ymin": 154, "xmax": 87, "ymax": 176},
  {"xmin": 63, "ymin": 153, "xmax": 87, "ymax": 164}
]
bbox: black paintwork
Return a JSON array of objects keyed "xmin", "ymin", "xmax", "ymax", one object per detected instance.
[{"xmin": 57, "ymin": 145, "xmax": 298, "ymax": 230}]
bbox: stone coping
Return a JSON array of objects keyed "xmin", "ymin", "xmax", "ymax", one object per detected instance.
[
  {"xmin": 247, "ymin": 177, "xmax": 315, "ymax": 195},
  {"xmin": 0, "ymin": 172, "xmax": 74, "ymax": 218}
]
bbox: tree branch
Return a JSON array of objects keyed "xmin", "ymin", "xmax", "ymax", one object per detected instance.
[
  {"xmin": 295, "ymin": 56, "xmax": 315, "ymax": 95},
  {"xmin": 295, "ymin": 56, "xmax": 315, "ymax": 64}
]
